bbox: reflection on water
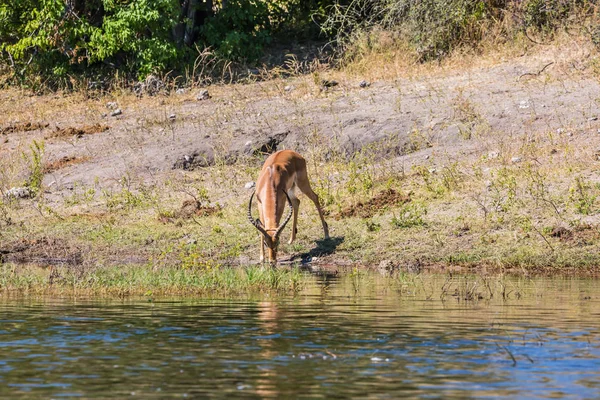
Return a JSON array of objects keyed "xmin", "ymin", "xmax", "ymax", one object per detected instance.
[{"xmin": 0, "ymin": 275, "xmax": 599, "ymax": 398}]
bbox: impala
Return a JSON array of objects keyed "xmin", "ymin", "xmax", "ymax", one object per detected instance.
[{"xmin": 247, "ymin": 150, "xmax": 329, "ymax": 263}]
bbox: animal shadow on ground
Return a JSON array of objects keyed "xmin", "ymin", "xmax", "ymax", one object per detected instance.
[{"xmin": 288, "ymin": 236, "xmax": 344, "ymax": 265}]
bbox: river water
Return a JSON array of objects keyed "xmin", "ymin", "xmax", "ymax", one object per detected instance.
[{"xmin": 0, "ymin": 274, "xmax": 599, "ymax": 398}]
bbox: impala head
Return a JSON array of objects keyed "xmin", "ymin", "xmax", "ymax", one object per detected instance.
[{"xmin": 247, "ymin": 190, "xmax": 293, "ymax": 264}]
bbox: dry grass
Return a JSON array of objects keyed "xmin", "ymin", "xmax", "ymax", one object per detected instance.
[{"xmin": 1, "ymin": 30, "xmax": 600, "ymax": 276}]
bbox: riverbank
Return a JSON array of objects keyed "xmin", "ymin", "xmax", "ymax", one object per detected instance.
[{"xmin": 2, "ymin": 36, "xmax": 600, "ymax": 281}]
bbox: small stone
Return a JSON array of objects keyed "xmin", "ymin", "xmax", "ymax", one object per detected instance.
[
  {"xmin": 321, "ymin": 79, "xmax": 338, "ymax": 88},
  {"xmin": 175, "ymin": 88, "xmax": 185, "ymax": 95},
  {"xmin": 244, "ymin": 141, "xmax": 252, "ymax": 147},
  {"xmin": 284, "ymin": 85, "xmax": 293, "ymax": 92},
  {"xmin": 106, "ymin": 101, "xmax": 118, "ymax": 110},
  {"xmin": 168, "ymin": 114, "xmax": 176, "ymax": 121},
  {"xmin": 359, "ymin": 80, "xmax": 371, "ymax": 88},
  {"xmin": 511, "ymin": 156, "xmax": 522, "ymax": 163},
  {"xmin": 377, "ymin": 259, "xmax": 397, "ymax": 275},
  {"xmin": 588, "ymin": 116, "xmax": 598, "ymax": 121},
  {"xmin": 487, "ymin": 151, "xmax": 499, "ymax": 159},
  {"xmin": 557, "ymin": 128, "xmax": 564, "ymax": 134},
  {"xmin": 424, "ymin": 155, "xmax": 430, "ymax": 160},
  {"xmin": 196, "ymin": 89, "xmax": 210, "ymax": 101},
  {"xmin": 244, "ymin": 181, "xmax": 255, "ymax": 190},
  {"xmin": 567, "ymin": 132, "xmax": 573, "ymax": 137},
  {"xmin": 6, "ymin": 187, "xmax": 33, "ymax": 199},
  {"xmin": 519, "ymin": 100, "xmax": 530, "ymax": 109},
  {"xmin": 110, "ymin": 109, "xmax": 122, "ymax": 117}
]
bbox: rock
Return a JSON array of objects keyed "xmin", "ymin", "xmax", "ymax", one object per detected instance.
[
  {"xmin": 511, "ymin": 156, "xmax": 522, "ymax": 163},
  {"xmin": 244, "ymin": 141, "xmax": 253, "ymax": 147},
  {"xmin": 588, "ymin": 117, "xmax": 598, "ymax": 121},
  {"xmin": 321, "ymin": 79, "xmax": 338, "ymax": 88},
  {"xmin": 106, "ymin": 102, "xmax": 118, "ymax": 110},
  {"xmin": 176, "ymin": 88, "xmax": 185, "ymax": 95},
  {"xmin": 359, "ymin": 80, "xmax": 371, "ymax": 88},
  {"xmin": 377, "ymin": 259, "xmax": 397, "ymax": 275},
  {"xmin": 133, "ymin": 74, "xmax": 165, "ymax": 97},
  {"xmin": 196, "ymin": 89, "xmax": 210, "ymax": 101},
  {"xmin": 284, "ymin": 85, "xmax": 293, "ymax": 92},
  {"xmin": 144, "ymin": 75, "xmax": 164, "ymax": 96},
  {"xmin": 110, "ymin": 109, "xmax": 122, "ymax": 117},
  {"xmin": 244, "ymin": 181, "xmax": 256, "ymax": 190},
  {"xmin": 173, "ymin": 149, "xmax": 237, "ymax": 170},
  {"xmin": 404, "ymin": 259, "xmax": 423, "ymax": 274},
  {"xmin": 6, "ymin": 187, "xmax": 33, "ymax": 199},
  {"xmin": 519, "ymin": 100, "xmax": 530, "ymax": 109},
  {"xmin": 488, "ymin": 151, "xmax": 499, "ymax": 159},
  {"xmin": 550, "ymin": 226, "xmax": 572, "ymax": 239},
  {"xmin": 168, "ymin": 114, "xmax": 176, "ymax": 121}
]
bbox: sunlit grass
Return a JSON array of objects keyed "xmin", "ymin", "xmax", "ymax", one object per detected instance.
[{"xmin": 0, "ymin": 264, "xmax": 307, "ymax": 297}]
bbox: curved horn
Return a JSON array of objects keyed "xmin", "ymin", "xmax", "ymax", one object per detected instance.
[
  {"xmin": 248, "ymin": 191, "xmax": 273, "ymax": 246},
  {"xmin": 275, "ymin": 190, "xmax": 294, "ymax": 240}
]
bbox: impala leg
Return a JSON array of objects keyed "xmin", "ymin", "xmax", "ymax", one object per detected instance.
[
  {"xmin": 296, "ymin": 177, "xmax": 329, "ymax": 239},
  {"xmin": 259, "ymin": 207, "xmax": 265, "ymax": 263},
  {"xmin": 288, "ymin": 195, "xmax": 300, "ymax": 244}
]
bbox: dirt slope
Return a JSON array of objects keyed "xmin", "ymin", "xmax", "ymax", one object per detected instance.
[{"xmin": 1, "ymin": 47, "xmax": 599, "ymax": 204}]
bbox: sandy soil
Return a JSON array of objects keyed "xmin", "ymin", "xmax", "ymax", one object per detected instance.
[{"xmin": 2, "ymin": 46, "xmax": 599, "ymax": 206}]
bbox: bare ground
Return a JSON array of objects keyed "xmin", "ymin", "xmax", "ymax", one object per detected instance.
[
  {"xmin": 2, "ymin": 42, "xmax": 600, "ymax": 273},
  {"xmin": 1, "ymin": 49, "xmax": 599, "ymax": 197}
]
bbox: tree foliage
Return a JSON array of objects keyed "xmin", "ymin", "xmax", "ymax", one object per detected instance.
[
  {"xmin": 0, "ymin": 0, "xmax": 595, "ymax": 87},
  {"xmin": 0, "ymin": 0, "xmax": 340, "ymax": 86}
]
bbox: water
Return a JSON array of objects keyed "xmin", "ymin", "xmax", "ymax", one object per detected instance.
[{"xmin": 1, "ymin": 275, "xmax": 599, "ymax": 398}]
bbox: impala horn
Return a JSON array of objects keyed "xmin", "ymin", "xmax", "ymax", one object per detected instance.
[
  {"xmin": 247, "ymin": 190, "xmax": 293, "ymax": 245},
  {"xmin": 248, "ymin": 191, "xmax": 273, "ymax": 246}
]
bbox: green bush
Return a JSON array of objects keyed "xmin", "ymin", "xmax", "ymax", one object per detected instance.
[
  {"xmin": 323, "ymin": 0, "xmax": 491, "ymax": 60},
  {"xmin": 0, "ymin": 0, "xmax": 337, "ymax": 87},
  {"xmin": 0, "ymin": 0, "xmax": 180, "ymax": 85},
  {"xmin": 0, "ymin": 0, "xmax": 596, "ymax": 87},
  {"xmin": 323, "ymin": 0, "xmax": 598, "ymax": 61},
  {"xmin": 201, "ymin": 0, "xmax": 273, "ymax": 61}
]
